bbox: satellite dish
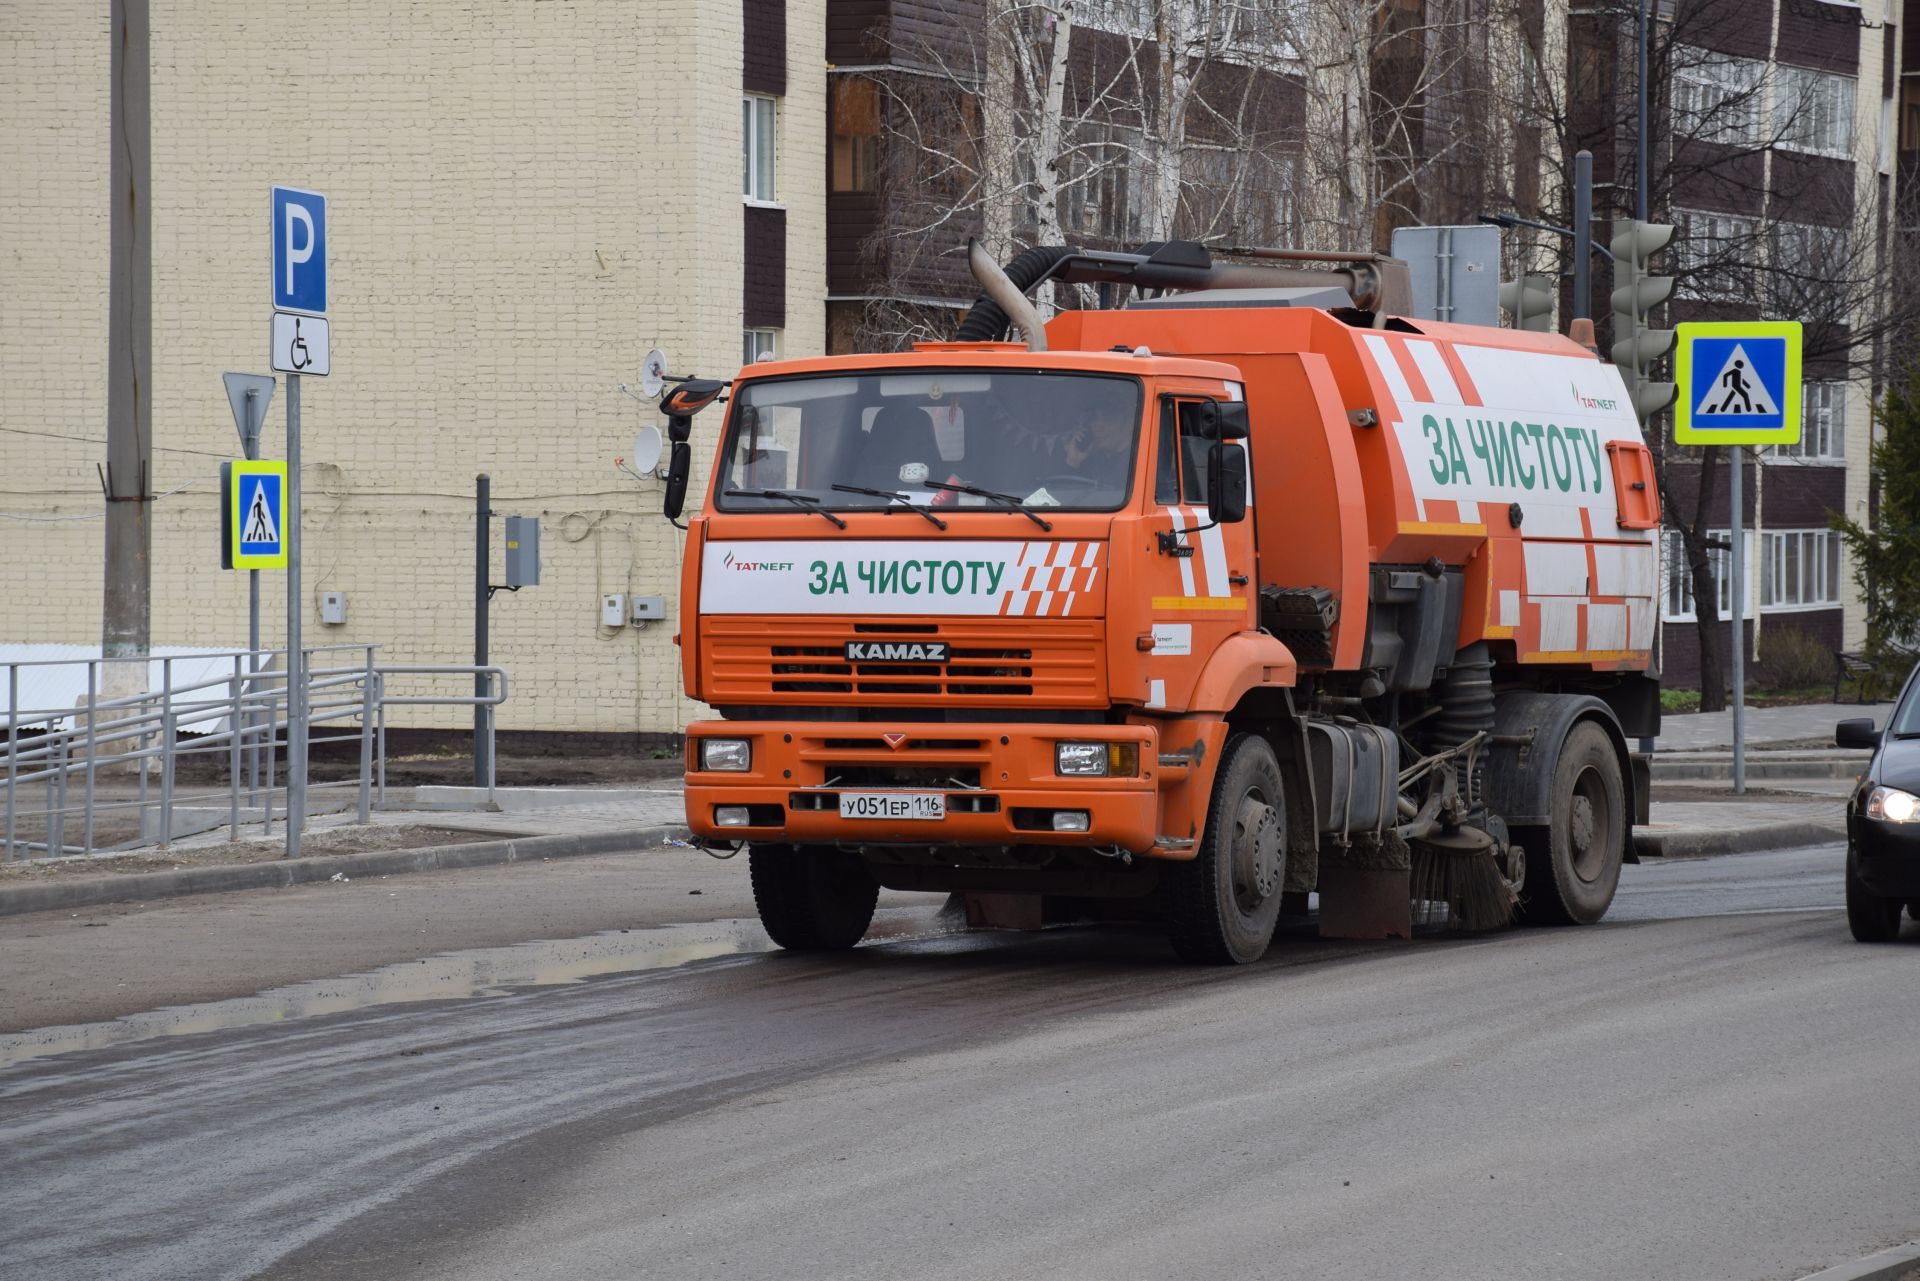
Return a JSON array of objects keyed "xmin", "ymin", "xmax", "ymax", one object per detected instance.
[
  {"xmin": 631, "ymin": 426, "xmax": 664, "ymax": 474},
  {"xmin": 640, "ymin": 349, "xmax": 669, "ymax": 400}
]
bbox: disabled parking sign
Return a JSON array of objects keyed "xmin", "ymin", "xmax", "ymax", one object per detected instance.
[
  {"xmin": 1672, "ymin": 321, "xmax": 1802, "ymax": 445},
  {"xmin": 223, "ymin": 459, "xmax": 290, "ymax": 570}
]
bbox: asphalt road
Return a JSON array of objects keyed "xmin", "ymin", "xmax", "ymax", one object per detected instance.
[{"xmin": 4, "ymin": 843, "xmax": 1917, "ymax": 1281}]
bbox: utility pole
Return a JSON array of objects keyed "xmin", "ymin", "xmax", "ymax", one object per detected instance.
[
  {"xmin": 1573, "ymin": 151, "xmax": 1593, "ymax": 322},
  {"xmin": 104, "ymin": 0, "xmax": 152, "ymax": 697},
  {"xmin": 1637, "ymin": 0, "xmax": 1650, "ymax": 224},
  {"xmin": 474, "ymin": 474, "xmax": 491, "ymax": 790}
]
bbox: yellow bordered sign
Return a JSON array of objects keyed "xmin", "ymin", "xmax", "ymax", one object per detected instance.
[
  {"xmin": 223, "ymin": 459, "xmax": 289, "ymax": 570},
  {"xmin": 1673, "ymin": 320, "xmax": 1802, "ymax": 445}
]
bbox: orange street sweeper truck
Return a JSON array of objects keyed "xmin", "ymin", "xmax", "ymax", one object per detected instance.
[{"xmin": 659, "ymin": 239, "xmax": 1661, "ymax": 963}]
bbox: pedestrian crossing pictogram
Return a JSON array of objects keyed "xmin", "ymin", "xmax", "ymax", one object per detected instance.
[{"xmin": 1694, "ymin": 343, "xmax": 1779, "ymax": 418}]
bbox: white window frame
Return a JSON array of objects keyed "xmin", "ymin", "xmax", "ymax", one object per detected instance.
[
  {"xmin": 1765, "ymin": 380, "xmax": 1846, "ymax": 462},
  {"xmin": 1664, "ymin": 528, "xmax": 1755, "ymax": 623},
  {"xmin": 743, "ymin": 95, "xmax": 778, "ymax": 205},
  {"xmin": 1758, "ymin": 528, "xmax": 1844, "ymax": 612},
  {"xmin": 1673, "ymin": 207, "xmax": 1759, "ymax": 302},
  {"xmin": 742, "ymin": 328, "xmax": 779, "ymax": 366},
  {"xmin": 1673, "ymin": 50, "xmax": 1766, "ymax": 147},
  {"xmin": 1775, "ymin": 64, "xmax": 1857, "ymax": 159}
]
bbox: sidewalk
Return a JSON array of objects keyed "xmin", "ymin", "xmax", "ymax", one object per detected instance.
[{"xmin": 1654, "ymin": 699, "xmax": 1895, "ymax": 751}]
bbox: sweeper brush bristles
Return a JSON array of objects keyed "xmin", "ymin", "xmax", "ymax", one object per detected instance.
[{"xmin": 1408, "ymin": 840, "xmax": 1517, "ymax": 932}]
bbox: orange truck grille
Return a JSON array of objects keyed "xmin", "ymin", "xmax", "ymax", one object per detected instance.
[{"xmin": 703, "ymin": 617, "xmax": 1106, "ymax": 707}]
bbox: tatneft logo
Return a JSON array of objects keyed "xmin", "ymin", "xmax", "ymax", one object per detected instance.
[
  {"xmin": 1570, "ymin": 381, "xmax": 1620, "ymax": 412},
  {"xmin": 722, "ymin": 551, "xmax": 795, "ymax": 572}
]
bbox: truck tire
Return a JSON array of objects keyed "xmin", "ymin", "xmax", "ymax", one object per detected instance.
[
  {"xmin": 1518, "ymin": 721, "xmax": 1625, "ymax": 926},
  {"xmin": 1164, "ymin": 734, "xmax": 1286, "ymax": 965},
  {"xmin": 1846, "ymin": 848, "xmax": 1905, "ymax": 942},
  {"xmin": 749, "ymin": 844, "xmax": 879, "ymax": 951}
]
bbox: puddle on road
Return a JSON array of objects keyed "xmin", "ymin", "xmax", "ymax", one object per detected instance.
[{"xmin": 0, "ymin": 906, "xmax": 955, "ymax": 1069}]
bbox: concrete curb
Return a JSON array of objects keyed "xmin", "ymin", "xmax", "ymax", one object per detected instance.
[
  {"xmin": 0, "ymin": 825, "xmax": 690, "ymax": 919},
  {"xmin": 1634, "ymin": 819, "xmax": 1846, "ymax": 861},
  {"xmin": 1794, "ymin": 1240, "xmax": 1920, "ymax": 1281}
]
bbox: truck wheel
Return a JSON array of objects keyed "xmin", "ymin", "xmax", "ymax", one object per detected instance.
[
  {"xmin": 748, "ymin": 844, "xmax": 878, "ymax": 951},
  {"xmin": 1518, "ymin": 722, "xmax": 1625, "ymax": 926},
  {"xmin": 1846, "ymin": 848, "xmax": 1904, "ymax": 942},
  {"xmin": 1164, "ymin": 734, "xmax": 1286, "ymax": 965}
]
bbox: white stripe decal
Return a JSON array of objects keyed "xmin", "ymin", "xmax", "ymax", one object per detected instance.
[
  {"xmin": 1406, "ymin": 341, "xmax": 1463, "ymax": 404},
  {"xmin": 1362, "ymin": 334, "xmax": 1415, "ymax": 406},
  {"xmin": 1166, "ymin": 506, "xmax": 1196, "ymax": 596},
  {"xmin": 1193, "ymin": 506, "xmax": 1229, "ymax": 598}
]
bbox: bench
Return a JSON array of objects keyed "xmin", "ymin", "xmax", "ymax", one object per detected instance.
[{"xmin": 1833, "ymin": 650, "xmax": 1878, "ymax": 703}]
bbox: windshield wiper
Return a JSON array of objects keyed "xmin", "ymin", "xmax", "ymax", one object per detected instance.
[
  {"xmin": 830, "ymin": 483, "xmax": 948, "ymax": 529},
  {"xmin": 724, "ymin": 488, "xmax": 847, "ymax": 529},
  {"xmin": 925, "ymin": 480, "xmax": 1053, "ymax": 531}
]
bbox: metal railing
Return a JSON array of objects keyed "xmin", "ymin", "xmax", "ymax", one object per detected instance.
[{"xmin": 1, "ymin": 647, "xmax": 507, "ymax": 861}]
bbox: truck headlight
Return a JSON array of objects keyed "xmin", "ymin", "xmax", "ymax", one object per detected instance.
[
  {"xmin": 699, "ymin": 738, "xmax": 752, "ymax": 772},
  {"xmin": 1055, "ymin": 742, "xmax": 1108, "ymax": 776},
  {"xmin": 1867, "ymin": 785, "xmax": 1920, "ymax": 822}
]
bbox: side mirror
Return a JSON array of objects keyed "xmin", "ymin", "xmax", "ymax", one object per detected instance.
[
  {"xmin": 663, "ymin": 442, "xmax": 692, "ymax": 522},
  {"xmin": 1207, "ymin": 443, "xmax": 1247, "ymax": 524},
  {"xmin": 1836, "ymin": 718, "xmax": 1880, "ymax": 750},
  {"xmin": 1193, "ymin": 401, "xmax": 1250, "ymax": 441}
]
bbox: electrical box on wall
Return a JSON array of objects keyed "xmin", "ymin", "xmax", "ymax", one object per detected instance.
[
  {"xmin": 504, "ymin": 516, "xmax": 540, "ymax": 587},
  {"xmin": 600, "ymin": 594, "xmax": 627, "ymax": 627},
  {"xmin": 631, "ymin": 595, "xmax": 666, "ymax": 622},
  {"xmin": 319, "ymin": 591, "xmax": 347, "ymax": 625}
]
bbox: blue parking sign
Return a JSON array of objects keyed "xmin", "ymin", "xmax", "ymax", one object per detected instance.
[{"xmin": 272, "ymin": 186, "xmax": 327, "ymax": 315}]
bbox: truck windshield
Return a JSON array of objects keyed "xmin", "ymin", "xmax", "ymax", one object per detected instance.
[{"xmin": 713, "ymin": 370, "xmax": 1143, "ymax": 513}]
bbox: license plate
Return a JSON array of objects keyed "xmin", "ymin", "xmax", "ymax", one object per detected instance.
[{"xmin": 838, "ymin": 791, "xmax": 946, "ymax": 821}]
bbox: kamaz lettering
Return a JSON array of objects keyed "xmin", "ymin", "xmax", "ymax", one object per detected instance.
[{"xmin": 844, "ymin": 641, "xmax": 951, "ymax": 662}]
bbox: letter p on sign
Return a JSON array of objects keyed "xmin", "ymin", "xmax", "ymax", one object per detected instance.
[{"xmin": 272, "ymin": 186, "xmax": 327, "ymax": 315}]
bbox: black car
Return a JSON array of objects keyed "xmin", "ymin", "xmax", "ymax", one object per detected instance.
[{"xmin": 1837, "ymin": 666, "xmax": 1920, "ymax": 942}]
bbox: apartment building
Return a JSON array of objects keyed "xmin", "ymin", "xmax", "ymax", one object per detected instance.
[
  {"xmin": 1571, "ymin": 0, "xmax": 1905, "ymax": 688},
  {"xmin": 0, "ymin": 2, "xmax": 825, "ymax": 736}
]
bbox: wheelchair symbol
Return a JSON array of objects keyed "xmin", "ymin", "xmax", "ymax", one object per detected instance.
[{"xmin": 289, "ymin": 317, "xmax": 312, "ymax": 372}]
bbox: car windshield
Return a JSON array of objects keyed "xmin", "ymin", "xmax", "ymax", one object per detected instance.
[
  {"xmin": 713, "ymin": 370, "xmax": 1143, "ymax": 513},
  {"xmin": 1889, "ymin": 663, "xmax": 1920, "ymax": 735}
]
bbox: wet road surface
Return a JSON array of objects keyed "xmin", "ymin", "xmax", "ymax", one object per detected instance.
[{"xmin": 5, "ymin": 843, "xmax": 1918, "ymax": 1281}]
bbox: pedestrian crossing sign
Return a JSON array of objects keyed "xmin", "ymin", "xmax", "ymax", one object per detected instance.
[
  {"xmin": 223, "ymin": 459, "xmax": 289, "ymax": 570},
  {"xmin": 1672, "ymin": 320, "xmax": 1802, "ymax": 445}
]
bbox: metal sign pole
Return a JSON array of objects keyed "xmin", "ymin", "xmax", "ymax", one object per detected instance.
[
  {"xmin": 286, "ymin": 373, "xmax": 306, "ymax": 856},
  {"xmin": 1730, "ymin": 446, "xmax": 1745, "ymax": 795},
  {"xmin": 245, "ymin": 389, "xmax": 262, "ymax": 802},
  {"xmin": 475, "ymin": 473, "xmax": 491, "ymax": 789}
]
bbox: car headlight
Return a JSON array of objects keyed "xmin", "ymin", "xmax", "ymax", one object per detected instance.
[
  {"xmin": 699, "ymin": 738, "xmax": 752, "ymax": 772},
  {"xmin": 1867, "ymin": 785, "xmax": 1920, "ymax": 823}
]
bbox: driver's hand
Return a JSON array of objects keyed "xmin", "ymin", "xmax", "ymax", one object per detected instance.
[{"xmin": 1064, "ymin": 429, "xmax": 1091, "ymax": 468}]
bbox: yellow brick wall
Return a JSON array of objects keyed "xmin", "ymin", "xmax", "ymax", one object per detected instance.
[{"xmin": 0, "ymin": 1, "xmax": 826, "ymax": 734}]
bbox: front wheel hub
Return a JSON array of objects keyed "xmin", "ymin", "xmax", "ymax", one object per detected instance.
[{"xmin": 1234, "ymin": 796, "xmax": 1283, "ymax": 907}]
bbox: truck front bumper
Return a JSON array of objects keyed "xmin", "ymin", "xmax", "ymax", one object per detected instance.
[{"xmin": 684, "ymin": 720, "xmax": 1159, "ymax": 851}]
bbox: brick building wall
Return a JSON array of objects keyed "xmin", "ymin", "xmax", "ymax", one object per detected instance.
[{"xmin": 0, "ymin": 1, "xmax": 827, "ymax": 734}]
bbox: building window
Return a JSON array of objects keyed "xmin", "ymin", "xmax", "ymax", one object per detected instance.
[
  {"xmin": 831, "ymin": 79, "xmax": 879, "ymax": 193},
  {"xmin": 1759, "ymin": 529, "xmax": 1843, "ymax": 609},
  {"xmin": 1775, "ymin": 65, "xmax": 1856, "ymax": 158},
  {"xmin": 1673, "ymin": 207, "xmax": 1759, "ymax": 302},
  {"xmin": 1665, "ymin": 529, "xmax": 1753, "ymax": 622},
  {"xmin": 1765, "ymin": 381, "xmax": 1847, "ymax": 461},
  {"xmin": 743, "ymin": 328, "xmax": 778, "ymax": 365},
  {"xmin": 743, "ymin": 95, "xmax": 777, "ymax": 203},
  {"xmin": 1673, "ymin": 50, "xmax": 1766, "ymax": 146}
]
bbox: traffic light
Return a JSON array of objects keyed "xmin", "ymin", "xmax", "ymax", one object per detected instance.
[
  {"xmin": 1610, "ymin": 220, "xmax": 1677, "ymax": 422},
  {"xmin": 1499, "ymin": 273, "xmax": 1555, "ymax": 332}
]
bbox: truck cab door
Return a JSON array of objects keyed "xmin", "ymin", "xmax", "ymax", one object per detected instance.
[{"xmin": 1113, "ymin": 392, "xmax": 1258, "ymax": 712}]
